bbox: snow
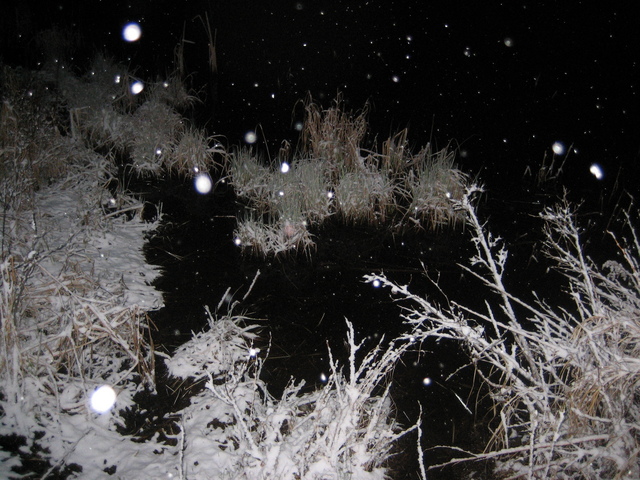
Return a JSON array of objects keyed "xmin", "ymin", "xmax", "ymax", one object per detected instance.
[
  {"xmin": 1, "ymin": 63, "xmax": 409, "ymax": 479},
  {"xmin": 10, "ymin": 46, "xmax": 637, "ymax": 478}
]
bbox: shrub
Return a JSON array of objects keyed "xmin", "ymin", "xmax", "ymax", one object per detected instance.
[
  {"xmin": 167, "ymin": 314, "xmax": 419, "ymax": 479},
  {"xmin": 366, "ymin": 187, "xmax": 640, "ymax": 479}
]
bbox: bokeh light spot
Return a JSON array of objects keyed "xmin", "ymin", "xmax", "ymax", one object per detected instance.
[
  {"xmin": 244, "ymin": 131, "xmax": 257, "ymax": 144},
  {"xmin": 552, "ymin": 141, "xmax": 566, "ymax": 155},
  {"xmin": 194, "ymin": 173, "xmax": 212, "ymax": 194},
  {"xmin": 90, "ymin": 385, "xmax": 116, "ymax": 413},
  {"xmin": 589, "ymin": 163, "xmax": 604, "ymax": 180},
  {"xmin": 122, "ymin": 23, "xmax": 141, "ymax": 42},
  {"xmin": 130, "ymin": 80, "xmax": 144, "ymax": 95}
]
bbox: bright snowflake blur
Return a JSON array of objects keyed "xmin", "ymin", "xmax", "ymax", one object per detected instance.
[
  {"xmin": 122, "ymin": 22, "xmax": 142, "ymax": 42},
  {"xmin": 130, "ymin": 80, "xmax": 144, "ymax": 95},
  {"xmin": 194, "ymin": 173, "xmax": 213, "ymax": 194},
  {"xmin": 589, "ymin": 163, "xmax": 604, "ymax": 180},
  {"xmin": 90, "ymin": 385, "xmax": 117, "ymax": 414},
  {"xmin": 244, "ymin": 131, "xmax": 257, "ymax": 144},
  {"xmin": 552, "ymin": 141, "xmax": 566, "ymax": 155}
]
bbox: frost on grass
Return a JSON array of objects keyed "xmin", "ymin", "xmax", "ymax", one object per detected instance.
[
  {"xmin": 56, "ymin": 55, "xmax": 225, "ymax": 177},
  {"xmin": 1, "ymin": 63, "xmax": 163, "ymax": 477},
  {"xmin": 366, "ymin": 186, "xmax": 640, "ymax": 479},
  {"xmin": 163, "ymin": 315, "xmax": 418, "ymax": 479},
  {"xmin": 228, "ymin": 95, "xmax": 468, "ymax": 256}
]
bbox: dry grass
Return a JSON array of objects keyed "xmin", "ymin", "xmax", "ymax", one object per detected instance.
[
  {"xmin": 167, "ymin": 125, "xmax": 226, "ymax": 177},
  {"xmin": 234, "ymin": 215, "xmax": 315, "ymax": 258},
  {"xmin": 228, "ymin": 94, "xmax": 468, "ymax": 255},
  {"xmin": 333, "ymin": 165, "xmax": 397, "ymax": 225},
  {"xmin": 169, "ymin": 310, "xmax": 419, "ymax": 478},
  {"xmin": 147, "ymin": 73, "xmax": 199, "ymax": 111},
  {"xmin": 301, "ymin": 92, "xmax": 368, "ymax": 177},
  {"xmin": 405, "ymin": 146, "xmax": 468, "ymax": 230},
  {"xmin": 1, "ymin": 62, "xmax": 161, "ymax": 472},
  {"xmin": 128, "ymin": 100, "xmax": 183, "ymax": 175}
]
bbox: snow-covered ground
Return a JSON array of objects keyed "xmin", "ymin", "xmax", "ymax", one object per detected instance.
[
  {"xmin": 1, "ymin": 63, "xmax": 413, "ymax": 479},
  {"xmin": 0, "ymin": 162, "xmax": 412, "ymax": 477}
]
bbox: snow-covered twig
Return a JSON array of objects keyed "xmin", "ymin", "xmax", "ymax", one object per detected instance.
[{"xmin": 365, "ymin": 187, "xmax": 640, "ymax": 479}]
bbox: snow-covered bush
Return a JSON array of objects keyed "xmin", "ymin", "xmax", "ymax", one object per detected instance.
[
  {"xmin": 165, "ymin": 306, "xmax": 260, "ymax": 382},
  {"xmin": 166, "ymin": 315, "xmax": 419, "ymax": 479},
  {"xmin": 366, "ymin": 186, "xmax": 640, "ymax": 479}
]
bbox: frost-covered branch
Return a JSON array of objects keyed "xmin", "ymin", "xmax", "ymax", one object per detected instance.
[{"xmin": 365, "ymin": 188, "xmax": 640, "ymax": 479}]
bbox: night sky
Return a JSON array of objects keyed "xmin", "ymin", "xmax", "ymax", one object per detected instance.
[{"xmin": 3, "ymin": 1, "xmax": 639, "ymax": 194}]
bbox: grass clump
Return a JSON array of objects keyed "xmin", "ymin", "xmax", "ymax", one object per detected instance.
[
  {"xmin": 228, "ymin": 94, "xmax": 469, "ymax": 256},
  {"xmin": 301, "ymin": 92, "xmax": 369, "ymax": 177},
  {"xmin": 234, "ymin": 214, "xmax": 315, "ymax": 258},
  {"xmin": 129, "ymin": 100, "xmax": 183, "ymax": 176},
  {"xmin": 405, "ymin": 146, "xmax": 467, "ymax": 230},
  {"xmin": 168, "ymin": 125, "xmax": 226, "ymax": 178},
  {"xmin": 55, "ymin": 55, "xmax": 225, "ymax": 178}
]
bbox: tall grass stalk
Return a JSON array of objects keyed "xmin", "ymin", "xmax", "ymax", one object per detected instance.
[{"xmin": 301, "ymin": 92, "xmax": 368, "ymax": 176}]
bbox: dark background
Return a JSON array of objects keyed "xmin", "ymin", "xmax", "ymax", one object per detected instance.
[{"xmin": 3, "ymin": 0, "xmax": 639, "ymax": 197}]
